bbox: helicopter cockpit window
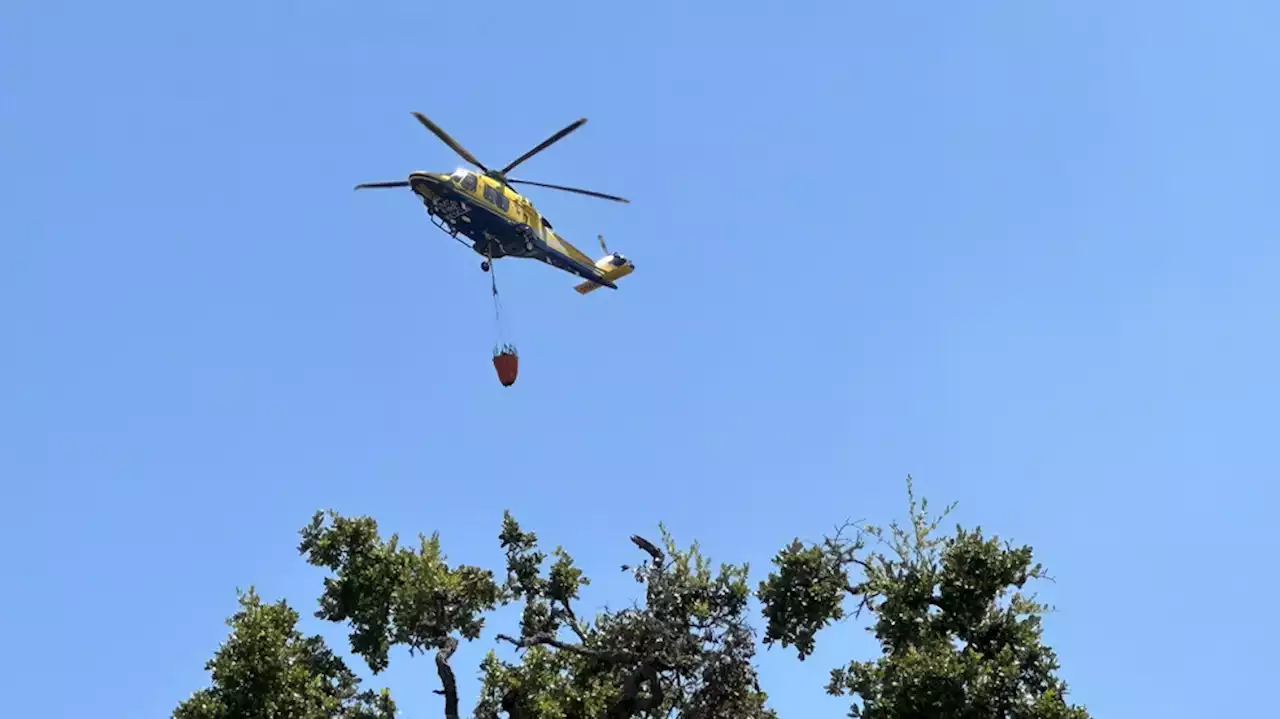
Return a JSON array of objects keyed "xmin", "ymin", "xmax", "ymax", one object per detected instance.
[
  {"xmin": 483, "ymin": 183, "xmax": 510, "ymax": 212},
  {"xmin": 459, "ymin": 173, "xmax": 477, "ymax": 192}
]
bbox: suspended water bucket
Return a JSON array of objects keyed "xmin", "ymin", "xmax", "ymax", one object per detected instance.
[{"xmin": 493, "ymin": 344, "xmax": 519, "ymax": 387}]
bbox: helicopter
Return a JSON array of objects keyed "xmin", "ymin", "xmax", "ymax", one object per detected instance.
[{"xmin": 355, "ymin": 112, "xmax": 634, "ymax": 294}]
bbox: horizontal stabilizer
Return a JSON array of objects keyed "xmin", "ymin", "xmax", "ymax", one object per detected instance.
[{"xmin": 575, "ymin": 252, "xmax": 634, "ymax": 294}]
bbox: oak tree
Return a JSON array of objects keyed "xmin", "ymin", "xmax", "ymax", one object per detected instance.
[
  {"xmin": 296, "ymin": 510, "xmax": 773, "ymax": 718},
  {"xmin": 176, "ymin": 478, "xmax": 1090, "ymax": 719},
  {"xmin": 757, "ymin": 477, "xmax": 1091, "ymax": 719}
]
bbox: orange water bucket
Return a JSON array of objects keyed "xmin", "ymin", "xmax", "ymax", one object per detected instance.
[{"xmin": 492, "ymin": 345, "xmax": 518, "ymax": 386}]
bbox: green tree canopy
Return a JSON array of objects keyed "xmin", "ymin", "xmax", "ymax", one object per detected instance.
[
  {"xmin": 295, "ymin": 510, "xmax": 772, "ymax": 718},
  {"xmin": 757, "ymin": 477, "xmax": 1090, "ymax": 719},
  {"xmin": 176, "ymin": 478, "xmax": 1090, "ymax": 718},
  {"xmin": 172, "ymin": 587, "xmax": 395, "ymax": 719}
]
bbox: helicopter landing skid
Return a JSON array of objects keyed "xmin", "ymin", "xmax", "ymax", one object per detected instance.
[
  {"xmin": 427, "ymin": 212, "xmax": 461, "ymax": 239},
  {"xmin": 422, "ymin": 200, "xmax": 477, "ymax": 252}
]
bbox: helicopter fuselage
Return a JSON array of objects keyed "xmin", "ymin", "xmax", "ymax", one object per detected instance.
[{"xmin": 407, "ymin": 169, "xmax": 620, "ymax": 288}]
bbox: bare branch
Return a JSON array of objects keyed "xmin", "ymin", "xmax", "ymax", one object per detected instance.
[
  {"xmin": 496, "ymin": 632, "xmax": 641, "ymax": 664},
  {"xmin": 630, "ymin": 535, "xmax": 665, "ymax": 566},
  {"xmin": 553, "ymin": 601, "xmax": 590, "ymax": 643},
  {"xmin": 432, "ymin": 636, "xmax": 460, "ymax": 719}
]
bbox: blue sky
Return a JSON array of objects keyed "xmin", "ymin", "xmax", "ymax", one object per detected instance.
[{"xmin": 2, "ymin": 1, "xmax": 1277, "ymax": 716}]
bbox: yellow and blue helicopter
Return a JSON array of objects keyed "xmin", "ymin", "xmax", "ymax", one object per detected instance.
[{"xmin": 355, "ymin": 113, "xmax": 634, "ymax": 294}]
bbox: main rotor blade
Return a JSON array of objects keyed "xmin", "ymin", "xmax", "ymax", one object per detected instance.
[
  {"xmin": 508, "ymin": 178, "xmax": 630, "ymax": 203},
  {"xmin": 354, "ymin": 181, "xmax": 410, "ymax": 190},
  {"xmin": 411, "ymin": 112, "xmax": 489, "ymax": 173},
  {"xmin": 500, "ymin": 118, "xmax": 587, "ymax": 175}
]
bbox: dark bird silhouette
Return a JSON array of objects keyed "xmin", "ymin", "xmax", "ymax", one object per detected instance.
[{"xmin": 630, "ymin": 535, "xmax": 665, "ymax": 566}]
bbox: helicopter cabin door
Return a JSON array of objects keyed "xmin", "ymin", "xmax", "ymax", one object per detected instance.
[{"xmin": 515, "ymin": 197, "xmax": 540, "ymax": 233}]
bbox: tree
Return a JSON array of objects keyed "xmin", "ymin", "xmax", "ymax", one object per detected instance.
[
  {"xmin": 296, "ymin": 510, "xmax": 773, "ymax": 718},
  {"xmin": 172, "ymin": 587, "xmax": 395, "ymax": 719},
  {"xmin": 176, "ymin": 476, "xmax": 1089, "ymax": 718},
  {"xmin": 757, "ymin": 476, "xmax": 1091, "ymax": 719}
]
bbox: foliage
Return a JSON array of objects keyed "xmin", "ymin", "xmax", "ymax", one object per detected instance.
[
  {"xmin": 298, "ymin": 510, "xmax": 502, "ymax": 674},
  {"xmin": 177, "ymin": 476, "xmax": 1090, "ymax": 719},
  {"xmin": 475, "ymin": 521, "xmax": 774, "ymax": 719},
  {"xmin": 172, "ymin": 587, "xmax": 395, "ymax": 719},
  {"xmin": 295, "ymin": 510, "xmax": 772, "ymax": 718},
  {"xmin": 757, "ymin": 476, "xmax": 1091, "ymax": 719}
]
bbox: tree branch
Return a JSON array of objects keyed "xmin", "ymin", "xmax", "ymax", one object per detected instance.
[
  {"xmin": 630, "ymin": 535, "xmax": 665, "ymax": 567},
  {"xmin": 847, "ymin": 556, "xmax": 874, "ymax": 573},
  {"xmin": 554, "ymin": 599, "xmax": 590, "ymax": 642},
  {"xmin": 432, "ymin": 636, "xmax": 460, "ymax": 719},
  {"xmin": 496, "ymin": 632, "xmax": 641, "ymax": 664}
]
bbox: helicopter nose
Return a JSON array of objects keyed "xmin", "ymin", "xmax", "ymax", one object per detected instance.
[{"xmin": 407, "ymin": 172, "xmax": 440, "ymax": 188}]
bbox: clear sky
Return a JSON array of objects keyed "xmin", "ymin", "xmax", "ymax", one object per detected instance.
[{"xmin": 3, "ymin": 1, "xmax": 1277, "ymax": 716}]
